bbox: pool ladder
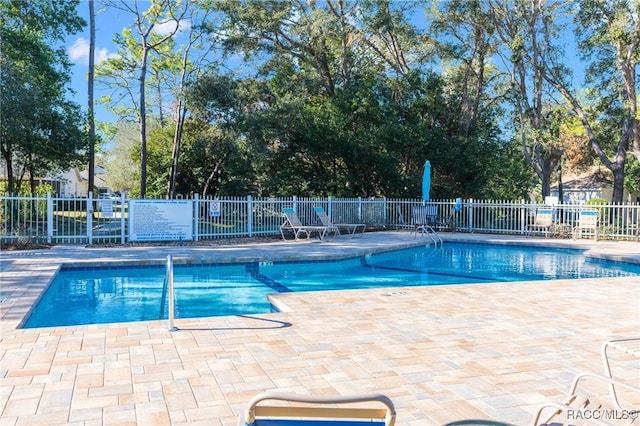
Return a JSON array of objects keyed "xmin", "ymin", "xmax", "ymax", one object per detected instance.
[
  {"xmin": 414, "ymin": 224, "xmax": 443, "ymax": 247},
  {"xmin": 160, "ymin": 255, "xmax": 178, "ymax": 331}
]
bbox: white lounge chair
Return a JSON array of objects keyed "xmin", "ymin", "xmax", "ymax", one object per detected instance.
[
  {"xmin": 601, "ymin": 337, "xmax": 640, "ymax": 411},
  {"xmin": 527, "ymin": 208, "xmax": 553, "ymax": 237},
  {"xmin": 280, "ymin": 208, "xmax": 336, "ymax": 241},
  {"xmin": 239, "ymin": 392, "xmax": 396, "ymax": 426},
  {"xmin": 313, "ymin": 207, "xmax": 365, "ymax": 238},
  {"xmin": 530, "ymin": 372, "xmax": 640, "ymax": 426},
  {"xmin": 573, "ymin": 209, "xmax": 600, "ymax": 241}
]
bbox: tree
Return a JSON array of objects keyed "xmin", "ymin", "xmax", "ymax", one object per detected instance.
[
  {"xmin": 97, "ymin": 0, "xmax": 187, "ymax": 198},
  {"xmin": 0, "ymin": 0, "xmax": 87, "ymax": 194},
  {"xmin": 187, "ymin": 0, "xmax": 510, "ymax": 199},
  {"xmin": 487, "ymin": 0, "xmax": 569, "ymax": 198},
  {"xmin": 570, "ymin": 0, "xmax": 639, "ymax": 201},
  {"xmin": 166, "ymin": 2, "xmax": 217, "ymax": 199},
  {"xmin": 88, "ymin": 0, "xmax": 96, "ymax": 194},
  {"xmin": 490, "ymin": 0, "xmax": 638, "ymax": 203},
  {"xmin": 103, "ymin": 122, "xmax": 139, "ymax": 194}
]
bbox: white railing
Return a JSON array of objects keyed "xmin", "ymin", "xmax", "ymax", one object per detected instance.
[
  {"xmin": 1, "ymin": 194, "xmax": 638, "ymax": 244},
  {"xmin": 163, "ymin": 255, "xmax": 177, "ymax": 331}
]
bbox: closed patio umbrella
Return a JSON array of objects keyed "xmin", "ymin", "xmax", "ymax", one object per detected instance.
[{"xmin": 422, "ymin": 160, "xmax": 431, "ymax": 202}]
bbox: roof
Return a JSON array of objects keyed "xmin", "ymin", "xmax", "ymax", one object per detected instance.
[{"xmin": 552, "ymin": 167, "xmax": 613, "ymax": 190}]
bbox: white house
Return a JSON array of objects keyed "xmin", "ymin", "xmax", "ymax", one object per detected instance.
[
  {"xmin": 550, "ymin": 167, "xmax": 640, "ymax": 204},
  {"xmin": 56, "ymin": 165, "xmax": 111, "ymax": 197}
]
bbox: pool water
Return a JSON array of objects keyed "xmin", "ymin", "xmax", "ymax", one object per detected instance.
[{"xmin": 24, "ymin": 243, "xmax": 640, "ymax": 328}]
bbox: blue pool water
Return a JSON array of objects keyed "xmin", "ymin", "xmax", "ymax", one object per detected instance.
[{"xmin": 24, "ymin": 243, "xmax": 640, "ymax": 328}]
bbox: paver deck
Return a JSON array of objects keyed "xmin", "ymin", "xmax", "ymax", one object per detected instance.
[{"xmin": 1, "ymin": 232, "xmax": 639, "ymax": 425}]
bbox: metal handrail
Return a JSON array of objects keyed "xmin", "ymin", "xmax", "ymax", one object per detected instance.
[
  {"xmin": 415, "ymin": 224, "xmax": 443, "ymax": 247},
  {"xmin": 159, "ymin": 255, "xmax": 177, "ymax": 331}
]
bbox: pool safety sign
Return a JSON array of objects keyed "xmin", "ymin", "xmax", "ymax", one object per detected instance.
[
  {"xmin": 209, "ymin": 200, "xmax": 221, "ymax": 217},
  {"xmin": 129, "ymin": 200, "xmax": 193, "ymax": 242}
]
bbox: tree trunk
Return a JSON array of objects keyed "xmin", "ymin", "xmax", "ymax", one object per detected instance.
[
  {"xmin": 1, "ymin": 146, "xmax": 15, "ymax": 194},
  {"xmin": 167, "ymin": 99, "xmax": 186, "ymax": 199},
  {"xmin": 88, "ymin": 0, "xmax": 95, "ymax": 196},
  {"xmin": 139, "ymin": 46, "xmax": 149, "ymax": 199},
  {"xmin": 611, "ymin": 162, "xmax": 625, "ymax": 204},
  {"xmin": 167, "ymin": 41, "xmax": 192, "ymax": 199}
]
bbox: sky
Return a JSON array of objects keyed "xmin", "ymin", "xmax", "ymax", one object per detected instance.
[
  {"xmin": 65, "ymin": 0, "xmax": 193, "ymax": 125},
  {"xmin": 65, "ymin": 2, "xmax": 128, "ymax": 125}
]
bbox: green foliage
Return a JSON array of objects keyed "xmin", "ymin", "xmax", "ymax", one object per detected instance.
[
  {"xmin": 586, "ymin": 197, "xmax": 608, "ymax": 206},
  {"xmin": 182, "ymin": 62, "xmax": 513, "ymax": 199},
  {"xmin": 624, "ymin": 156, "xmax": 640, "ymax": 194},
  {"xmin": 0, "ymin": 0, "xmax": 87, "ymax": 194},
  {"xmin": 103, "ymin": 121, "xmax": 140, "ymax": 195},
  {"xmin": 585, "ymin": 196, "xmax": 608, "ymax": 219}
]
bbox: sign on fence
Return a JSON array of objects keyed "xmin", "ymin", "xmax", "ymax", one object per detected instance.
[
  {"xmin": 100, "ymin": 200, "xmax": 113, "ymax": 218},
  {"xmin": 129, "ymin": 200, "xmax": 193, "ymax": 242},
  {"xmin": 209, "ymin": 200, "xmax": 221, "ymax": 218}
]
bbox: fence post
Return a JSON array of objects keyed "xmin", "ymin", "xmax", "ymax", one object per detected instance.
[
  {"xmin": 358, "ymin": 197, "xmax": 362, "ymax": 222},
  {"xmin": 87, "ymin": 192, "xmax": 94, "ymax": 245},
  {"xmin": 521, "ymin": 199, "xmax": 527, "ymax": 235},
  {"xmin": 47, "ymin": 192, "xmax": 53, "ymax": 243},
  {"xmin": 328, "ymin": 196, "xmax": 332, "ymax": 219},
  {"xmin": 194, "ymin": 193, "xmax": 200, "ymax": 241},
  {"xmin": 468, "ymin": 198, "xmax": 474, "ymax": 232},
  {"xmin": 121, "ymin": 192, "xmax": 127, "ymax": 244},
  {"xmin": 293, "ymin": 195, "xmax": 298, "ymax": 212},
  {"xmin": 383, "ymin": 197, "xmax": 387, "ymax": 228},
  {"xmin": 247, "ymin": 195, "xmax": 253, "ymax": 237}
]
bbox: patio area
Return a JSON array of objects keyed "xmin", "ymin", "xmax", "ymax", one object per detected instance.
[{"xmin": 1, "ymin": 232, "xmax": 639, "ymax": 425}]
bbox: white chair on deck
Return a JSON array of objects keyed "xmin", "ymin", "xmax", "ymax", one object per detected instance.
[
  {"xmin": 527, "ymin": 208, "xmax": 553, "ymax": 237},
  {"xmin": 573, "ymin": 209, "xmax": 600, "ymax": 241},
  {"xmin": 313, "ymin": 207, "xmax": 365, "ymax": 238},
  {"xmin": 239, "ymin": 392, "xmax": 396, "ymax": 426}
]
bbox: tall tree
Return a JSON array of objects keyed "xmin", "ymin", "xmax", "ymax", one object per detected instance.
[
  {"xmin": 0, "ymin": 0, "xmax": 87, "ymax": 194},
  {"xmin": 491, "ymin": 0, "xmax": 638, "ymax": 203},
  {"xmin": 212, "ymin": 0, "xmax": 348, "ymax": 96},
  {"xmin": 88, "ymin": 0, "xmax": 96, "ymax": 195},
  {"xmin": 166, "ymin": 2, "xmax": 217, "ymax": 199},
  {"xmin": 570, "ymin": 0, "xmax": 639, "ymax": 201},
  {"xmin": 429, "ymin": 0, "xmax": 505, "ymax": 137},
  {"xmin": 488, "ymin": 0, "xmax": 567, "ymax": 198},
  {"xmin": 98, "ymin": 0, "xmax": 187, "ymax": 198}
]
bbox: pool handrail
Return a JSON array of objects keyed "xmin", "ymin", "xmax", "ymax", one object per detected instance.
[{"xmin": 160, "ymin": 255, "xmax": 177, "ymax": 331}]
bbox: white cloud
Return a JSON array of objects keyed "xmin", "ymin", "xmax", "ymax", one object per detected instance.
[
  {"xmin": 69, "ymin": 38, "xmax": 90, "ymax": 62},
  {"xmin": 68, "ymin": 37, "xmax": 117, "ymax": 66},
  {"xmin": 153, "ymin": 19, "xmax": 191, "ymax": 36}
]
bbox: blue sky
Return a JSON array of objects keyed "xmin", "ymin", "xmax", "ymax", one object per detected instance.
[
  {"xmin": 66, "ymin": 0, "xmax": 189, "ymax": 125},
  {"xmin": 66, "ymin": 2, "xmax": 126, "ymax": 124}
]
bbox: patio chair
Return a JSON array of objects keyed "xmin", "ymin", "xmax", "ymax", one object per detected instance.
[
  {"xmin": 395, "ymin": 209, "xmax": 414, "ymax": 231},
  {"xmin": 313, "ymin": 207, "xmax": 365, "ymax": 238},
  {"xmin": 411, "ymin": 204, "xmax": 445, "ymax": 233},
  {"xmin": 573, "ymin": 209, "xmax": 600, "ymax": 241},
  {"xmin": 239, "ymin": 391, "xmax": 396, "ymax": 426},
  {"xmin": 601, "ymin": 337, "xmax": 640, "ymax": 411},
  {"xmin": 280, "ymin": 208, "xmax": 336, "ymax": 241},
  {"xmin": 526, "ymin": 208, "xmax": 554, "ymax": 237},
  {"xmin": 443, "ymin": 197, "xmax": 464, "ymax": 232},
  {"xmin": 530, "ymin": 372, "xmax": 640, "ymax": 426}
]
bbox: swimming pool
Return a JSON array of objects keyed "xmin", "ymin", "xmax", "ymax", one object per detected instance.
[{"xmin": 24, "ymin": 242, "xmax": 640, "ymax": 328}]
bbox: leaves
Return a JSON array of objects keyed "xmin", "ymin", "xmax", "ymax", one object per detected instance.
[{"xmin": 1, "ymin": 0, "xmax": 87, "ymax": 194}]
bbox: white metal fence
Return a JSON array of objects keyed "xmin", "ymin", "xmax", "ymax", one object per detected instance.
[{"xmin": 1, "ymin": 193, "xmax": 638, "ymax": 245}]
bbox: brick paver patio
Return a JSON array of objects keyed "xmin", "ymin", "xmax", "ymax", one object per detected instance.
[{"xmin": 1, "ymin": 232, "xmax": 639, "ymax": 425}]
